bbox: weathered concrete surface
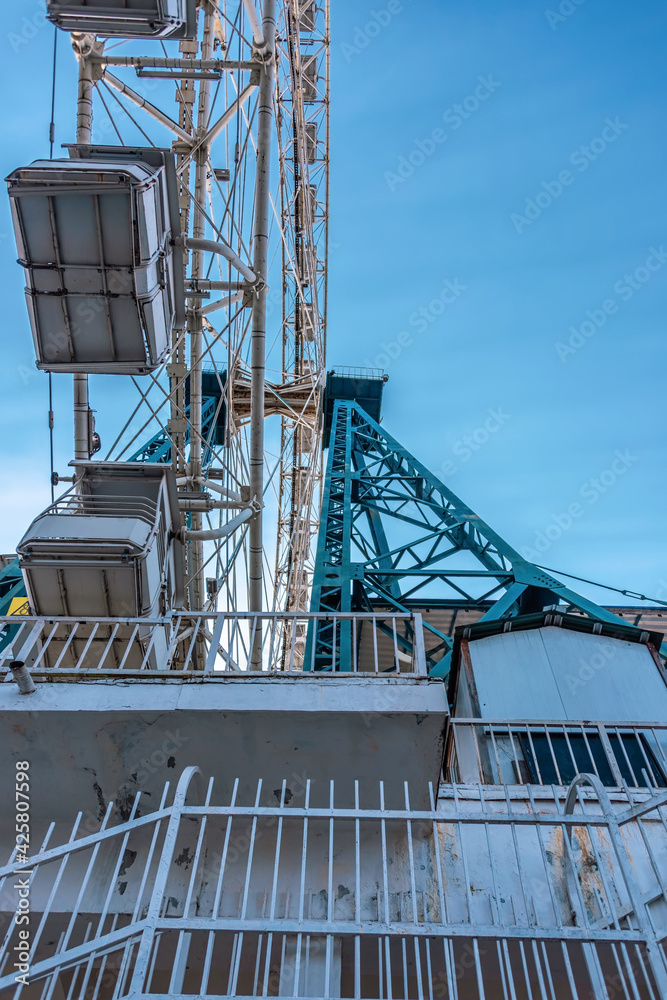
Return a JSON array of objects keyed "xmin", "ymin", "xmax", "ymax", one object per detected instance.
[{"xmin": 0, "ymin": 674, "xmax": 447, "ymax": 842}]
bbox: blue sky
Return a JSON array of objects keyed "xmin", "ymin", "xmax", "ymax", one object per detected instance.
[
  {"xmin": 326, "ymin": 0, "xmax": 667, "ymax": 607},
  {"xmin": 0, "ymin": 0, "xmax": 665, "ymax": 608}
]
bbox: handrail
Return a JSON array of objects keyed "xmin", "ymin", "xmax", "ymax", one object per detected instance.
[{"xmin": 0, "ymin": 611, "xmax": 431, "ymax": 677}]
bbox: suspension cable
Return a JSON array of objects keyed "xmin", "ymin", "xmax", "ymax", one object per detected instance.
[
  {"xmin": 49, "ymin": 27, "xmax": 58, "ymax": 157},
  {"xmin": 48, "ymin": 29, "xmax": 58, "ymax": 501},
  {"xmin": 48, "ymin": 375, "xmax": 55, "ymax": 503},
  {"xmin": 535, "ymin": 564, "xmax": 667, "ymax": 607}
]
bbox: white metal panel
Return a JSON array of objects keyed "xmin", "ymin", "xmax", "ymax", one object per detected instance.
[
  {"xmin": 305, "ymin": 122, "xmax": 318, "ymax": 163},
  {"xmin": 6, "ymin": 159, "xmax": 176, "ymax": 373},
  {"xmin": 46, "ymin": 0, "xmax": 196, "ymax": 39},
  {"xmin": 469, "ymin": 626, "xmax": 667, "ymax": 722},
  {"xmin": 468, "ymin": 627, "xmax": 567, "ymax": 719},
  {"xmin": 544, "ymin": 627, "xmax": 667, "ymax": 721},
  {"xmin": 24, "ymin": 561, "xmax": 141, "ymax": 617}
]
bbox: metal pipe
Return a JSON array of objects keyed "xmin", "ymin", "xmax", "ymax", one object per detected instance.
[
  {"xmin": 73, "ymin": 369, "xmax": 90, "ymax": 462},
  {"xmin": 201, "ymin": 480, "xmax": 242, "ymax": 501},
  {"xmin": 10, "ymin": 661, "xmax": 36, "ymax": 695},
  {"xmin": 202, "ymin": 82, "xmax": 258, "ymax": 146},
  {"xmin": 73, "ymin": 34, "xmax": 95, "ymax": 141},
  {"xmin": 249, "ymin": 0, "xmax": 276, "ymax": 665},
  {"xmin": 72, "ymin": 33, "xmax": 97, "ymax": 464},
  {"xmin": 103, "ymin": 70, "xmax": 192, "ymax": 142},
  {"xmin": 175, "ymin": 477, "xmax": 242, "ymax": 502},
  {"xmin": 181, "ymin": 236, "xmax": 257, "ymax": 284},
  {"xmin": 94, "ymin": 56, "xmax": 255, "ymax": 71},
  {"xmin": 186, "ymin": 280, "xmax": 245, "ymax": 290},
  {"xmin": 181, "ymin": 507, "xmax": 254, "ymax": 542},
  {"xmin": 242, "ymin": 0, "xmax": 267, "ymax": 51},
  {"xmin": 201, "ymin": 291, "xmax": 245, "ymax": 316},
  {"xmin": 179, "ymin": 498, "xmax": 245, "ymax": 511},
  {"xmin": 187, "ymin": 2, "xmax": 216, "ymax": 614}
]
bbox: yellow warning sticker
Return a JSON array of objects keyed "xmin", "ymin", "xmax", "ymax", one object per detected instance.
[{"xmin": 7, "ymin": 597, "xmax": 30, "ymax": 616}]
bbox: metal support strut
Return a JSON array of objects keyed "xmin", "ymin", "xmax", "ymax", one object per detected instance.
[
  {"xmin": 249, "ymin": 0, "xmax": 277, "ymax": 666},
  {"xmin": 72, "ymin": 32, "xmax": 97, "ymax": 462},
  {"xmin": 187, "ymin": 0, "xmax": 215, "ymax": 616}
]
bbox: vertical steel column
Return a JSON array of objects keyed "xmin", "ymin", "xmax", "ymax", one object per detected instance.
[
  {"xmin": 171, "ymin": 33, "xmax": 198, "ymax": 482},
  {"xmin": 249, "ymin": 0, "xmax": 277, "ymax": 664},
  {"xmin": 273, "ymin": 0, "xmax": 330, "ymax": 625},
  {"xmin": 305, "ymin": 401, "xmax": 354, "ymax": 671},
  {"xmin": 72, "ymin": 33, "xmax": 95, "ymax": 462},
  {"xmin": 187, "ymin": 1, "xmax": 215, "ymax": 612}
]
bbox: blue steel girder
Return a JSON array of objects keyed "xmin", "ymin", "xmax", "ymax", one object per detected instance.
[
  {"xmin": 351, "ymin": 444, "xmax": 402, "ymax": 602},
  {"xmin": 351, "ymin": 464, "xmax": 515, "ymax": 577},
  {"xmin": 128, "ymin": 395, "xmax": 220, "ymax": 468},
  {"xmin": 309, "ymin": 400, "xmax": 659, "ymax": 677}
]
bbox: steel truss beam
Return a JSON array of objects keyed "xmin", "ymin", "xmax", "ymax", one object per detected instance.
[
  {"xmin": 308, "ymin": 401, "xmax": 659, "ymax": 676},
  {"xmin": 273, "ymin": 0, "xmax": 330, "ymax": 645}
]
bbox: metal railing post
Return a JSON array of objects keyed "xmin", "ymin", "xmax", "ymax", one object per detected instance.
[{"xmin": 412, "ymin": 613, "xmax": 427, "ymax": 676}]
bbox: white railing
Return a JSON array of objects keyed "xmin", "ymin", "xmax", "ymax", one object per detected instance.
[
  {"xmin": 446, "ymin": 718, "xmax": 667, "ymax": 790},
  {"xmin": 0, "ymin": 611, "xmax": 429, "ymax": 676},
  {"xmin": 1, "ymin": 767, "xmax": 667, "ymax": 998}
]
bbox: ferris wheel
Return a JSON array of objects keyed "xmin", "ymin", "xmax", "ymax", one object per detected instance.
[{"xmin": 7, "ymin": 0, "xmax": 330, "ymax": 649}]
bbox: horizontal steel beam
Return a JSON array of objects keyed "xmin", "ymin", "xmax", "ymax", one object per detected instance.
[
  {"xmin": 151, "ymin": 915, "xmax": 648, "ymax": 943},
  {"xmin": 363, "ymin": 568, "xmax": 514, "ymax": 577},
  {"xmin": 94, "ymin": 57, "xmax": 257, "ymax": 71},
  {"xmin": 102, "ymin": 70, "xmax": 192, "ymax": 141},
  {"xmin": 0, "ymin": 612, "xmax": 416, "ymax": 623},
  {"xmin": 177, "ymin": 803, "xmax": 617, "ymax": 827}
]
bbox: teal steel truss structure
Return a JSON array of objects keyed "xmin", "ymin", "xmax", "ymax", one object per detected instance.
[
  {"xmin": 308, "ymin": 399, "xmax": 661, "ymax": 677},
  {"xmin": 128, "ymin": 392, "xmax": 223, "ymax": 468}
]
